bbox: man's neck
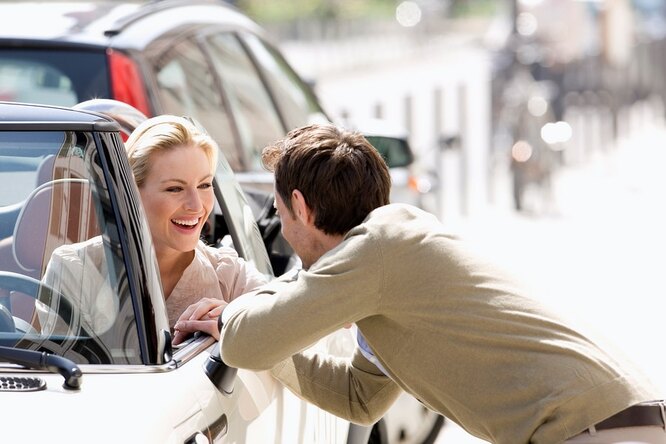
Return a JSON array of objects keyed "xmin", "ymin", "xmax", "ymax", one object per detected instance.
[
  {"xmin": 320, "ymin": 232, "xmax": 345, "ymax": 254},
  {"xmin": 304, "ymin": 232, "xmax": 345, "ymax": 269}
]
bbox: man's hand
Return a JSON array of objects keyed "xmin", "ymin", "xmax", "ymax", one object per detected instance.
[{"xmin": 173, "ymin": 298, "xmax": 227, "ymax": 345}]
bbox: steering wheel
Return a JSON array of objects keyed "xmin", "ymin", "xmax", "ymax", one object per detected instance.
[
  {"xmin": 0, "ymin": 271, "xmax": 115, "ymax": 365},
  {"xmin": 0, "ymin": 304, "xmax": 15, "ymax": 332},
  {"xmin": 0, "ymin": 271, "xmax": 77, "ymax": 335}
]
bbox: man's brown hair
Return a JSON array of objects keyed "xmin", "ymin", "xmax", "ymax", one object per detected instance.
[{"xmin": 262, "ymin": 123, "xmax": 391, "ymax": 235}]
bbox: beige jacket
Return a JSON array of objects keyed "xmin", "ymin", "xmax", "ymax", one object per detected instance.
[{"xmin": 220, "ymin": 204, "xmax": 657, "ymax": 443}]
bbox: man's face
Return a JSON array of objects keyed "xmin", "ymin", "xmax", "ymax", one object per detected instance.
[{"xmin": 274, "ymin": 187, "xmax": 317, "ymax": 269}]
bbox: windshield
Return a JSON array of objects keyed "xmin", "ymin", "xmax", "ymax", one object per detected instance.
[{"xmin": 0, "ymin": 130, "xmax": 141, "ymax": 365}]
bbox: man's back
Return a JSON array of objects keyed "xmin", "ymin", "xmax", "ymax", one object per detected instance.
[{"xmin": 284, "ymin": 203, "xmax": 657, "ymax": 442}]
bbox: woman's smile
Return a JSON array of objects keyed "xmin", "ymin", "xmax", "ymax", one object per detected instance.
[{"xmin": 171, "ymin": 217, "xmax": 201, "ymax": 230}]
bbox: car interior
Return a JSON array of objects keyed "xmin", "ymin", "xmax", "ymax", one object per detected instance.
[{"xmin": 0, "ymin": 133, "xmax": 123, "ymax": 362}]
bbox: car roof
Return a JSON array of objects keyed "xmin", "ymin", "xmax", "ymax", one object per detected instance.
[
  {"xmin": 0, "ymin": 0, "xmax": 263, "ymax": 50},
  {"xmin": 0, "ymin": 101, "xmax": 119, "ymax": 132}
]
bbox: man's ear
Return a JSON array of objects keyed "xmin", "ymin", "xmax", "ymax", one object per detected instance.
[{"xmin": 291, "ymin": 189, "xmax": 314, "ymax": 225}]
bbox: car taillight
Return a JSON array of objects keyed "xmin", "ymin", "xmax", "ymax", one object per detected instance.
[{"xmin": 107, "ymin": 49, "xmax": 151, "ymax": 118}]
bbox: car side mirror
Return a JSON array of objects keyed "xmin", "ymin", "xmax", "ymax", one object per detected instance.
[
  {"xmin": 364, "ymin": 135, "xmax": 414, "ymax": 168},
  {"xmin": 204, "ymin": 344, "xmax": 237, "ymax": 396}
]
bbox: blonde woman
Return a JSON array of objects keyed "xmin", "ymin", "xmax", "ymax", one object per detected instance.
[{"xmin": 40, "ymin": 116, "xmax": 266, "ymax": 341}]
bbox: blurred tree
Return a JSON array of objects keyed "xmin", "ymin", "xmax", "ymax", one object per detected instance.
[
  {"xmin": 236, "ymin": 0, "xmax": 394, "ymax": 23},
  {"xmin": 448, "ymin": 0, "xmax": 496, "ymax": 18}
]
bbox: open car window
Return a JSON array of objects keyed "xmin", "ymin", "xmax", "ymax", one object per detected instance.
[
  {"xmin": 0, "ymin": 130, "xmax": 141, "ymax": 365},
  {"xmin": 211, "ymin": 142, "xmax": 273, "ymax": 279}
]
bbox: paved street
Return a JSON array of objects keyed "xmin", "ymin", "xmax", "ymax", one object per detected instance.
[{"xmin": 434, "ymin": 120, "xmax": 666, "ymax": 442}]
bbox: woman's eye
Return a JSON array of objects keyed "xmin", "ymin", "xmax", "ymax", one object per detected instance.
[
  {"xmin": 199, "ymin": 182, "xmax": 213, "ymax": 190},
  {"xmin": 166, "ymin": 187, "xmax": 183, "ymax": 193}
]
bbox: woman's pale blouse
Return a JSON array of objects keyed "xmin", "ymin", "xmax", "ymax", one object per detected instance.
[{"xmin": 39, "ymin": 237, "xmax": 268, "ymax": 334}]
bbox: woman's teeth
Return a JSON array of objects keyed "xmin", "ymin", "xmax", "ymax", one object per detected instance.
[{"xmin": 172, "ymin": 218, "xmax": 198, "ymax": 227}]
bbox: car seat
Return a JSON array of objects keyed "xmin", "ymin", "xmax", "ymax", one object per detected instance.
[
  {"xmin": 3, "ymin": 177, "xmax": 98, "ymax": 326},
  {"xmin": 0, "ymin": 154, "xmax": 57, "ymax": 274},
  {"xmin": 13, "ymin": 178, "xmax": 98, "ymax": 280}
]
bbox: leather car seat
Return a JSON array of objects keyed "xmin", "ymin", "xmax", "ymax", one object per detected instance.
[
  {"xmin": 0, "ymin": 154, "xmax": 58, "ymax": 273},
  {"xmin": 13, "ymin": 178, "xmax": 98, "ymax": 279}
]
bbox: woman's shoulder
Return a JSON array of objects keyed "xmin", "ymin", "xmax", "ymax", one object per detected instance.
[
  {"xmin": 195, "ymin": 240, "xmax": 241, "ymax": 266},
  {"xmin": 192, "ymin": 241, "xmax": 267, "ymax": 297}
]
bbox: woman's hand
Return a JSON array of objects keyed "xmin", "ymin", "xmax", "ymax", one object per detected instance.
[{"xmin": 173, "ymin": 298, "xmax": 227, "ymax": 345}]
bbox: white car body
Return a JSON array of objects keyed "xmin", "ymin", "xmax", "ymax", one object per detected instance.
[{"xmin": 1, "ymin": 337, "xmax": 351, "ymax": 443}]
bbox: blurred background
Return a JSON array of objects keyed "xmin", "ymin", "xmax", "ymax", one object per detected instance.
[
  {"xmin": 234, "ymin": 0, "xmax": 666, "ymax": 441},
  {"xmin": 235, "ymin": 0, "xmax": 664, "ymax": 222}
]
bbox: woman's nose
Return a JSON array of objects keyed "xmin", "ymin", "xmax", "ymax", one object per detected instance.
[{"xmin": 184, "ymin": 188, "xmax": 203, "ymax": 211}]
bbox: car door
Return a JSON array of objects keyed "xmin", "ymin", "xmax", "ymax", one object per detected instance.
[{"xmin": 0, "ymin": 106, "xmax": 214, "ymax": 443}]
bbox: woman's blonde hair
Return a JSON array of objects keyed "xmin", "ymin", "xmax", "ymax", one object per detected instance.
[{"xmin": 125, "ymin": 115, "xmax": 219, "ymax": 187}]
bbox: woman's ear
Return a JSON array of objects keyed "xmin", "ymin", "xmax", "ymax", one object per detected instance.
[{"xmin": 291, "ymin": 189, "xmax": 314, "ymax": 225}]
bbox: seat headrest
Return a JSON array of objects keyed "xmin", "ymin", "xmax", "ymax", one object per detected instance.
[
  {"xmin": 13, "ymin": 178, "xmax": 97, "ymax": 277},
  {"xmin": 35, "ymin": 155, "xmax": 56, "ymax": 186}
]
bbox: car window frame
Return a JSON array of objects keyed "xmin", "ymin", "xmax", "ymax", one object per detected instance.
[
  {"xmin": 236, "ymin": 31, "xmax": 330, "ymax": 128},
  {"xmin": 199, "ymin": 29, "xmax": 288, "ymax": 172},
  {"xmin": 144, "ymin": 26, "xmax": 248, "ymax": 171},
  {"xmin": 92, "ymin": 129, "xmax": 170, "ymax": 366}
]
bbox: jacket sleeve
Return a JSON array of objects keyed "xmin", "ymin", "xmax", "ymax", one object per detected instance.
[
  {"xmin": 270, "ymin": 346, "xmax": 402, "ymax": 425},
  {"xmin": 220, "ymin": 233, "xmax": 383, "ymax": 370}
]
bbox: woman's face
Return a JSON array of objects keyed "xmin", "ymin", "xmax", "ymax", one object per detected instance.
[{"xmin": 139, "ymin": 144, "xmax": 214, "ymax": 258}]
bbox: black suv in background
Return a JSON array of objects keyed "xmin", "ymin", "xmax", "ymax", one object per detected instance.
[
  {"xmin": 0, "ymin": 0, "xmax": 416, "ymax": 195},
  {"xmin": 0, "ymin": 0, "xmax": 327, "ymax": 177}
]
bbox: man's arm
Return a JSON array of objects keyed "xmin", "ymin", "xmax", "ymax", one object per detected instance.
[
  {"xmin": 219, "ymin": 232, "xmax": 402, "ymax": 424},
  {"xmin": 271, "ymin": 347, "xmax": 402, "ymax": 426},
  {"xmin": 220, "ymin": 236, "xmax": 383, "ymax": 370}
]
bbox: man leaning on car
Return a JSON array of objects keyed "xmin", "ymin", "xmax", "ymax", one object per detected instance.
[{"xmin": 206, "ymin": 123, "xmax": 666, "ymax": 444}]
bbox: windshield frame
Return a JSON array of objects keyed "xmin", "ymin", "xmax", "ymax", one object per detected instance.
[{"xmin": 0, "ymin": 123, "xmax": 168, "ymax": 368}]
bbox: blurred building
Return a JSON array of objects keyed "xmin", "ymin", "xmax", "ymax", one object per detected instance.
[{"xmin": 247, "ymin": 0, "xmax": 665, "ymax": 219}]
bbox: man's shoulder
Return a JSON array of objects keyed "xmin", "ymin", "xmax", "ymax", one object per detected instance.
[
  {"xmin": 354, "ymin": 204, "xmax": 440, "ymax": 241},
  {"xmin": 369, "ymin": 203, "xmax": 438, "ymax": 224}
]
